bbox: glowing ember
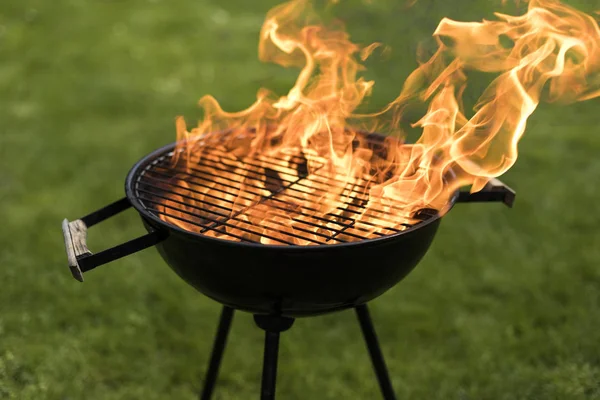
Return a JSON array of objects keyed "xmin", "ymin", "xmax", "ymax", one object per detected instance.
[{"xmin": 157, "ymin": 0, "xmax": 600, "ymax": 244}]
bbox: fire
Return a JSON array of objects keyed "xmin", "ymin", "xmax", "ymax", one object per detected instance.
[{"xmin": 157, "ymin": 0, "xmax": 600, "ymax": 244}]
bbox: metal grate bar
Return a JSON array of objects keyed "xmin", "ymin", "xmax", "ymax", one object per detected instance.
[
  {"xmin": 150, "ymin": 164, "xmax": 415, "ymax": 231},
  {"xmin": 145, "ymin": 167, "xmax": 412, "ymax": 237},
  {"xmin": 208, "ymin": 143, "xmax": 383, "ymax": 192},
  {"xmin": 134, "ymin": 140, "xmax": 433, "ymax": 245},
  {"xmin": 139, "ymin": 170, "xmax": 366, "ymax": 242},
  {"xmin": 148, "ymin": 165, "xmax": 365, "ymax": 224},
  {"xmin": 143, "ymin": 197, "xmax": 330, "ymax": 245},
  {"xmin": 143, "ymin": 170, "xmax": 353, "ymax": 228},
  {"xmin": 175, "ymin": 152, "xmax": 414, "ymax": 216},
  {"xmin": 138, "ymin": 188, "xmax": 349, "ymax": 244}
]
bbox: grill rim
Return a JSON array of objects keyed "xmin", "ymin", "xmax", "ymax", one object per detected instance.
[{"xmin": 125, "ymin": 135, "xmax": 459, "ymax": 250}]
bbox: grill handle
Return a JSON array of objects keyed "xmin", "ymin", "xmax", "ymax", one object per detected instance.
[
  {"xmin": 457, "ymin": 178, "xmax": 516, "ymax": 207},
  {"xmin": 62, "ymin": 197, "xmax": 167, "ymax": 282}
]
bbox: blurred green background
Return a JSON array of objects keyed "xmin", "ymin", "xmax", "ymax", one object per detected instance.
[{"xmin": 1, "ymin": 0, "xmax": 599, "ymax": 399}]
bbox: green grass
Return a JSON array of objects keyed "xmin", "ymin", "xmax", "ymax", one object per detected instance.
[{"xmin": 1, "ymin": 0, "xmax": 600, "ymax": 398}]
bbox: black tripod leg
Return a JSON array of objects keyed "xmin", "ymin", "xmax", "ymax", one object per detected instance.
[
  {"xmin": 200, "ymin": 306, "xmax": 235, "ymax": 400},
  {"xmin": 260, "ymin": 331, "xmax": 281, "ymax": 400},
  {"xmin": 355, "ymin": 304, "xmax": 397, "ymax": 400},
  {"xmin": 254, "ymin": 314, "xmax": 295, "ymax": 400}
]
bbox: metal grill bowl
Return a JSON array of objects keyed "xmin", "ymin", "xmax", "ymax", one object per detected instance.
[{"xmin": 62, "ymin": 132, "xmax": 514, "ymax": 317}]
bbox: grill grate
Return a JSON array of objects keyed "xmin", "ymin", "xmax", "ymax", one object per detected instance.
[{"xmin": 133, "ymin": 137, "xmax": 437, "ymax": 245}]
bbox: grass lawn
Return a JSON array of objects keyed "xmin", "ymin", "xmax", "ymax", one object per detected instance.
[{"xmin": 1, "ymin": 0, "xmax": 599, "ymax": 398}]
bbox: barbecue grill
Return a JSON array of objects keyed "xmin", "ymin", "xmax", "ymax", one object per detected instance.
[{"xmin": 62, "ymin": 131, "xmax": 515, "ymax": 400}]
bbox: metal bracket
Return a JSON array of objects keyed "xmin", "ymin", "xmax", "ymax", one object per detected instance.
[{"xmin": 457, "ymin": 178, "xmax": 516, "ymax": 208}]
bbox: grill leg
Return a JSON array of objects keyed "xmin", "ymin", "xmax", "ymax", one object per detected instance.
[
  {"xmin": 261, "ymin": 331, "xmax": 281, "ymax": 400},
  {"xmin": 355, "ymin": 304, "xmax": 397, "ymax": 400},
  {"xmin": 199, "ymin": 306, "xmax": 235, "ymax": 400},
  {"xmin": 254, "ymin": 314, "xmax": 295, "ymax": 400}
]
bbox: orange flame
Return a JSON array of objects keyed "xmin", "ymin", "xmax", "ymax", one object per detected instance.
[{"xmin": 159, "ymin": 0, "xmax": 600, "ymax": 244}]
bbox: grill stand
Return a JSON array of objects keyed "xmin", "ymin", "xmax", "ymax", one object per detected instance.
[
  {"xmin": 355, "ymin": 304, "xmax": 397, "ymax": 400},
  {"xmin": 254, "ymin": 314, "xmax": 295, "ymax": 400},
  {"xmin": 199, "ymin": 304, "xmax": 396, "ymax": 400},
  {"xmin": 200, "ymin": 307, "xmax": 234, "ymax": 400}
]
